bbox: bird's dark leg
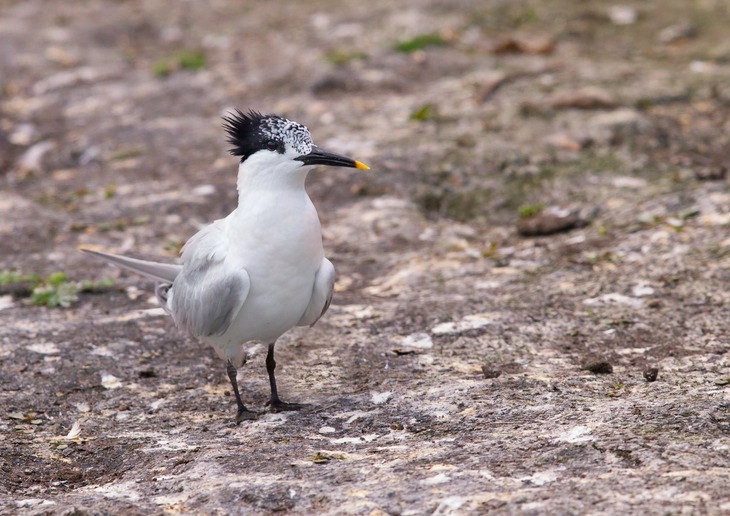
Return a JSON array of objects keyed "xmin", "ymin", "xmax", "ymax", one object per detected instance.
[
  {"xmin": 226, "ymin": 360, "xmax": 257, "ymax": 423},
  {"xmin": 265, "ymin": 341, "xmax": 305, "ymax": 412}
]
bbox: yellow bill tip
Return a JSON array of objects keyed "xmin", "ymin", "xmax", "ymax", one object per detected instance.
[{"xmin": 354, "ymin": 161, "xmax": 370, "ymax": 170}]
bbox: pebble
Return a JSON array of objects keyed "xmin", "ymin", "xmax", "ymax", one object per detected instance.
[
  {"xmin": 608, "ymin": 5, "xmax": 638, "ymax": 26},
  {"xmin": 481, "ymin": 366, "xmax": 502, "ymax": 379},
  {"xmin": 588, "ymin": 108, "xmax": 649, "ymax": 143},
  {"xmin": 517, "ymin": 206, "xmax": 584, "ymax": 237},
  {"xmin": 583, "ymin": 293, "xmax": 644, "ymax": 309},
  {"xmin": 584, "ymin": 358, "xmax": 613, "ymax": 374},
  {"xmin": 658, "ymin": 23, "xmax": 697, "ymax": 44},
  {"xmin": 550, "ymin": 87, "xmax": 617, "ymax": 110},
  {"xmin": 643, "ymin": 367, "xmax": 659, "ymax": 382}
]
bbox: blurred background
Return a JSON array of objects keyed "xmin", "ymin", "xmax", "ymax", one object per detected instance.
[
  {"xmin": 2, "ymin": 0, "xmax": 730, "ymax": 512},
  {"xmin": 1, "ymin": 0, "xmax": 729, "ymax": 262}
]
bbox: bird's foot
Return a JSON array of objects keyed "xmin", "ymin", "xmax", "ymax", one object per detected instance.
[
  {"xmin": 266, "ymin": 398, "xmax": 306, "ymax": 412},
  {"xmin": 235, "ymin": 408, "xmax": 259, "ymax": 424}
]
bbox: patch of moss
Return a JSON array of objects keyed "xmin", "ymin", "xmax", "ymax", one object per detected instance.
[
  {"xmin": 511, "ymin": 5, "xmax": 539, "ymax": 27},
  {"xmin": 518, "ymin": 203, "xmax": 544, "ymax": 219},
  {"xmin": 0, "ymin": 270, "xmax": 40, "ymax": 286},
  {"xmin": 153, "ymin": 50, "xmax": 206, "ymax": 77},
  {"xmin": 31, "ymin": 272, "xmax": 79, "ymax": 308},
  {"xmin": 0, "ymin": 270, "xmax": 115, "ymax": 308},
  {"xmin": 152, "ymin": 60, "xmax": 174, "ymax": 77},
  {"xmin": 325, "ymin": 49, "xmax": 367, "ymax": 66},
  {"xmin": 110, "ymin": 148, "xmax": 144, "ymax": 161},
  {"xmin": 177, "ymin": 50, "xmax": 206, "ymax": 70},
  {"xmin": 410, "ymin": 104, "xmax": 438, "ymax": 122},
  {"xmin": 395, "ymin": 33, "xmax": 447, "ymax": 53}
]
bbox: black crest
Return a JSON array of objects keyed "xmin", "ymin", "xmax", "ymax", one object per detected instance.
[
  {"xmin": 222, "ymin": 109, "xmax": 313, "ymax": 162},
  {"xmin": 222, "ymin": 109, "xmax": 283, "ymax": 161}
]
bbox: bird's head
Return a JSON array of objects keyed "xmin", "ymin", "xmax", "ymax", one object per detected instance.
[{"xmin": 222, "ymin": 110, "xmax": 369, "ymax": 174}]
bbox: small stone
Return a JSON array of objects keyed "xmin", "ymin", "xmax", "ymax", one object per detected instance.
[
  {"xmin": 431, "ymin": 314, "xmax": 496, "ymax": 335},
  {"xmin": 138, "ymin": 368, "xmax": 157, "ymax": 378},
  {"xmin": 588, "ymin": 108, "xmax": 649, "ymax": 144},
  {"xmin": 0, "ymin": 295, "xmax": 15, "ymax": 311},
  {"xmin": 608, "ymin": 5, "xmax": 638, "ymax": 26},
  {"xmin": 694, "ymin": 166, "xmax": 727, "ymax": 181},
  {"xmin": 544, "ymin": 132, "xmax": 593, "ymax": 152},
  {"xmin": 658, "ymin": 23, "xmax": 697, "ymax": 45},
  {"xmin": 45, "ymin": 46, "xmax": 80, "ymax": 67},
  {"xmin": 492, "ymin": 35, "xmax": 556, "ymax": 55},
  {"xmin": 371, "ymin": 391, "xmax": 392, "ymax": 405},
  {"xmin": 26, "ymin": 342, "xmax": 60, "ymax": 355},
  {"xmin": 481, "ymin": 366, "xmax": 502, "ymax": 379},
  {"xmin": 397, "ymin": 332, "xmax": 433, "ymax": 350},
  {"xmin": 517, "ymin": 206, "xmax": 584, "ymax": 237},
  {"xmin": 101, "ymin": 373, "xmax": 122, "ymax": 389},
  {"xmin": 643, "ymin": 367, "xmax": 659, "ymax": 382},
  {"xmin": 550, "ymin": 87, "xmax": 617, "ymax": 110},
  {"xmin": 584, "ymin": 358, "xmax": 613, "ymax": 374},
  {"xmin": 583, "ymin": 293, "xmax": 644, "ymax": 309},
  {"xmin": 16, "ymin": 141, "xmax": 55, "ymax": 175}
]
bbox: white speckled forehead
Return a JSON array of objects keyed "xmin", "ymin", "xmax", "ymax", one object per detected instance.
[{"xmin": 261, "ymin": 117, "xmax": 313, "ymax": 154}]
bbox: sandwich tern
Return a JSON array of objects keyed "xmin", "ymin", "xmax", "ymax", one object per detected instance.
[{"xmin": 82, "ymin": 109, "xmax": 369, "ymax": 423}]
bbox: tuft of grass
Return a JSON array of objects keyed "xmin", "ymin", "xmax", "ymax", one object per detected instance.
[
  {"xmin": 104, "ymin": 183, "xmax": 116, "ymax": 199},
  {"xmin": 325, "ymin": 49, "xmax": 367, "ymax": 66},
  {"xmin": 395, "ymin": 33, "xmax": 447, "ymax": 53},
  {"xmin": 0, "ymin": 270, "xmax": 40, "ymax": 286},
  {"xmin": 410, "ymin": 104, "xmax": 438, "ymax": 122},
  {"xmin": 110, "ymin": 148, "xmax": 144, "ymax": 161},
  {"xmin": 153, "ymin": 50, "xmax": 206, "ymax": 77},
  {"xmin": 518, "ymin": 203, "xmax": 544, "ymax": 219},
  {"xmin": 311, "ymin": 452, "xmax": 345, "ymax": 464},
  {"xmin": 31, "ymin": 272, "xmax": 78, "ymax": 308},
  {"xmin": 152, "ymin": 60, "xmax": 174, "ymax": 77},
  {"xmin": 0, "ymin": 270, "xmax": 115, "ymax": 308},
  {"xmin": 177, "ymin": 50, "xmax": 206, "ymax": 70},
  {"xmin": 511, "ymin": 5, "xmax": 539, "ymax": 27}
]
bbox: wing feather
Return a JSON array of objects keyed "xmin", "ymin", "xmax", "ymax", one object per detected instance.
[
  {"xmin": 297, "ymin": 258, "xmax": 335, "ymax": 327},
  {"xmin": 169, "ymin": 220, "xmax": 250, "ymax": 337}
]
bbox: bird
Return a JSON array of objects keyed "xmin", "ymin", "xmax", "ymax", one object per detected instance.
[{"xmin": 81, "ymin": 109, "xmax": 369, "ymax": 423}]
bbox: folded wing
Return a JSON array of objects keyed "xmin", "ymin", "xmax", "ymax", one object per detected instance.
[
  {"xmin": 298, "ymin": 257, "xmax": 335, "ymax": 327},
  {"xmin": 170, "ymin": 220, "xmax": 251, "ymax": 337}
]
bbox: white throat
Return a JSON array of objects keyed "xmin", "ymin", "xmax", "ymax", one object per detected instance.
[{"xmin": 236, "ymin": 153, "xmax": 311, "ymax": 201}]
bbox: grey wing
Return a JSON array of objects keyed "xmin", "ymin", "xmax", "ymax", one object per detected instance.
[
  {"xmin": 168, "ymin": 220, "xmax": 250, "ymax": 337},
  {"xmin": 297, "ymin": 258, "xmax": 335, "ymax": 327},
  {"xmin": 170, "ymin": 263, "xmax": 250, "ymax": 337}
]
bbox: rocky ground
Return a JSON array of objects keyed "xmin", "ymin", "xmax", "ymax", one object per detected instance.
[{"xmin": 1, "ymin": 0, "xmax": 730, "ymax": 514}]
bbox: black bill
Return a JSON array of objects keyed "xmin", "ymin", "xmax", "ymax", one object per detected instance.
[{"xmin": 296, "ymin": 146, "xmax": 369, "ymax": 169}]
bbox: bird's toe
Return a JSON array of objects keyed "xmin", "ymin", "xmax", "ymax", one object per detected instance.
[
  {"xmin": 235, "ymin": 409, "xmax": 259, "ymax": 424},
  {"xmin": 267, "ymin": 399, "xmax": 307, "ymax": 412}
]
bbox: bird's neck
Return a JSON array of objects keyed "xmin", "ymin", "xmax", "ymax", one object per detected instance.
[{"xmin": 236, "ymin": 160, "xmax": 310, "ymax": 203}]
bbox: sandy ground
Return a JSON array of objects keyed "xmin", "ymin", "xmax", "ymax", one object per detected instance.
[{"xmin": 1, "ymin": 0, "xmax": 730, "ymax": 514}]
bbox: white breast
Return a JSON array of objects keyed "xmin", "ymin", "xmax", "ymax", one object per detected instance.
[{"xmin": 218, "ymin": 190, "xmax": 324, "ymax": 345}]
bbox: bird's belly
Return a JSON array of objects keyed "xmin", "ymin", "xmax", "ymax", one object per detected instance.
[
  {"xmin": 227, "ymin": 272, "xmax": 314, "ymax": 343},
  {"xmin": 210, "ymin": 198, "xmax": 324, "ymax": 345},
  {"xmin": 225, "ymin": 235, "xmax": 323, "ymax": 343}
]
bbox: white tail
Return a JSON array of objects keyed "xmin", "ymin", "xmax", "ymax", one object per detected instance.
[{"xmin": 80, "ymin": 248, "xmax": 181, "ymax": 283}]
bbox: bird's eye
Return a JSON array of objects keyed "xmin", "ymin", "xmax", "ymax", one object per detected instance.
[{"xmin": 266, "ymin": 140, "xmax": 279, "ymax": 151}]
